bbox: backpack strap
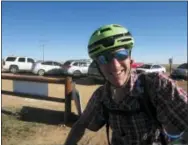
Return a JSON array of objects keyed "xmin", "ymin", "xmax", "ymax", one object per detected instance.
[
  {"xmin": 138, "ymin": 73, "xmax": 167, "ymax": 145},
  {"xmin": 138, "ymin": 73, "xmax": 160, "ymax": 126}
]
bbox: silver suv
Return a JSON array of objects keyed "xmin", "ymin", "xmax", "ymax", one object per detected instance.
[
  {"xmin": 3, "ymin": 56, "xmax": 35, "ymax": 73},
  {"xmin": 32, "ymin": 61, "xmax": 63, "ymax": 76},
  {"xmin": 62, "ymin": 59, "xmax": 92, "ymax": 77}
]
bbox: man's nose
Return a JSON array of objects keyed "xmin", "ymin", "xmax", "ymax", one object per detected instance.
[{"xmin": 109, "ymin": 58, "xmax": 121, "ymax": 69}]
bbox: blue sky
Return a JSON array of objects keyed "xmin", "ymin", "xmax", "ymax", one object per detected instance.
[{"xmin": 2, "ymin": 1, "xmax": 187, "ymax": 64}]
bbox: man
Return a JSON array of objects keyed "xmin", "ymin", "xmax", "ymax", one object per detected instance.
[{"xmin": 64, "ymin": 24, "xmax": 188, "ymax": 145}]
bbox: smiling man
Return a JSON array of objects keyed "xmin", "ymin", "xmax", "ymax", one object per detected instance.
[{"xmin": 64, "ymin": 24, "xmax": 188, "ymax": 145}]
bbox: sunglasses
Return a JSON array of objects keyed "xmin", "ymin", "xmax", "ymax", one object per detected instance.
[{"xmin": 95, "ymin": 49, "xmax": 129, "ymax": 65}]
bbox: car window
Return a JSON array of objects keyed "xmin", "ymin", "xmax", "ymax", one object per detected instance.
[
  {"xmin": 80, "ymin": 62, "xmax": 87, "ymax": 67},
  {"xmin": 6, "ymin": 57, "xmax": 16, "ymax": 62},
  {"xmin": 42, "ymin": 61, "xmax": 53, "ymax": 65},
  {"xmin": 139, "ymin": 64, "xmax": 151, "ymax": 69},
  {"xmin": 18, "ymin": 58, "xmax": 26, "ymax": 62},
  {"xmin": 86, "ymin": 63, "xmax": 91, "ymax": 67},
  {"xmin": 73, "ymin": 62, "xmax": 79, "ymax": 66},
  {"xmin": 152, "ymin": 65, "xmax": 161, "ymax": 69},
  {"xmin": 54, "ymin": 62, "xmax": 62, "ymax": 66},
  {"xmin": 28, "ymin": 58, "xmax": 34, "ymax": 63},
  {"xmin": 178, "ymin": 63, "xmax": 188, "ymax": 69}
]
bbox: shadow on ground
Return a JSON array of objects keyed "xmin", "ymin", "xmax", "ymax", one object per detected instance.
[{"xmin": 2, "ymin": 106, "xmax": 79, "ymax": 127}]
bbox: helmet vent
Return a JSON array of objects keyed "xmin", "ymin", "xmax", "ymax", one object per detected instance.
[
  {"xmin": 113, "ymin": 34, "xmax": 124, "ymax": 39},
  {"xmin": 118, "ymin": 38, "xmax": 132, "ymax": 42},
  {"xmin": 100, "ymin": 28, "xmax": 111, "ymax": 33},
  {"xmin": 89, "ymin": 47, "xmax": 100, "ymax": 54},
  {"xmin": 89, "ymin": 33, "xmax": 125, "ymax": 49},
  {"xmin": 125, "ymin": 32, "xmax": 131, "ymax": 36},
  {"xmin": 113, "ymin": 24, "xmax": 122, "ymax": 27}
]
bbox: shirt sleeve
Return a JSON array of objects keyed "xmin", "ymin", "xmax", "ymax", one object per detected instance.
[
  {"xmin": 146, "ymin": 72, "xmax": 188, "ymax": 132},
  {"xmin": 77, "ymin": 86, "xmax": 106, "ymax": 131}
]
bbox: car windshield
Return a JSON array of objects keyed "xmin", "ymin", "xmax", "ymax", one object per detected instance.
[
  {"xmin": 177, "ymin": 63, "xmax": 188, "ymax": 69},
  {"xmin": 138, "ymin": 64, "xmax": 152, "ymax": 69}
]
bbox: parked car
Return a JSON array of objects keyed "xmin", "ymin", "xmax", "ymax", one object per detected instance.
[
  {"xmin": 32, "ymin": 61, "xmax": 63, "ymax": 76},
  {"xmin": 88, "ymin": 61, "xmax": 105, "ymax": 83},
  {"xmin": 171, "ymin": 63, "xmax": 188, "ymax": 80},
  {"xmin": 2, "ymin": 56, "xmax": 35, "ymax": 73},
  {"xmin": 131, "ymin": 62, "xmax": 144, "ymax": 69},
  {"xmin": 136, "ymin": 64, "xmax": 166, "ymax": 73},
  {"xmin": 62, "ymin": 59, "xmax": 92, "ymax": 77}
]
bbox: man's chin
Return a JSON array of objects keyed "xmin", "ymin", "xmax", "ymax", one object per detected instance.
[{"xmin": 110, "ymin": 80, "xmax": 125, "ymax": 88}]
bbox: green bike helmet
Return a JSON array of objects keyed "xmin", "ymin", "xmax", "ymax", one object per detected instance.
[{"xmin": 88, "ymin": 24, "xmax": 134, "ymax": 58}]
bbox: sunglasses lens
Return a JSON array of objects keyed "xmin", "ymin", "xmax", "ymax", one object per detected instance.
[
  {"xmin": 97, "ymin": 55, "xmax": 108, "ymax": 65},
  {"xmin": 114, "ymin": 49, "xmax": 129, "ymax": 61},
  {"xmin": 96, "ymin": 49, "xmax": 129, "ymax": 65}
]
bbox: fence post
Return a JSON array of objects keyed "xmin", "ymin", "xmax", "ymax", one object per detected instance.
[
  {"xmin": 72, "ymin": 82, "xmax": 83, "ymax": 116},
  {"xmin": 64, "ymin": 76, "xmax": 73, "ymax": 124}
]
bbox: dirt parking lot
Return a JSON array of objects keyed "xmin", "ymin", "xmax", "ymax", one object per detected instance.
[{"xmin": 1, "ymin": 74, "xmax": 187, "ymax": 145}]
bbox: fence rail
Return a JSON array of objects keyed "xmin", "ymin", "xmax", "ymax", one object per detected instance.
[
  {"xmin": 2, "ymin": 73, "xmax": 78, "ymax": 124},
  {"xmin": 2, "ymin": 73, "xmax": 65, "ymax": 84}
]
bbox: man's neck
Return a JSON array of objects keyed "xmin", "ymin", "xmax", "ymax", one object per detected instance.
[{"xmin": 110, "ymin": 77, "xmax": 132, "ymax": 103}]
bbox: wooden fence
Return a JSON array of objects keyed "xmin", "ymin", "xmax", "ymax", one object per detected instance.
[{"xmin": 2, "ymin": 74, "xmax": 82, "ymax": 124}]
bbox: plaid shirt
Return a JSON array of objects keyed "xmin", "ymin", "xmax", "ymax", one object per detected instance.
[{"xmin": 78, "ymin": 72, "xmax": 188, "ymax": 145}]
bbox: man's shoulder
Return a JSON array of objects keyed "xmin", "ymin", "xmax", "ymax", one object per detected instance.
[
  {"xmin": 133, "ymin": 72, "xmax": 171, "ymax": 86},
  {"xmin": 140, "ymin": 72, "xmax": 176, "ymax": 91},
  {"xmin": 95, "ymin": 85, "xmax": 106, "ymax": 93},
  {"xmin": 144, "ymin": 72, "xmax": 173, "ymax": 82},
  {"xmin": 90, "ymin": 85, "xmax": 106, "ymax": 100}
]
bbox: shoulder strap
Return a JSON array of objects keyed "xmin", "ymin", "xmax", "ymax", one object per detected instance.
[
  {"xmin": 138, "ymin": 73, "xmax": 158, "ymax": 124},
  {"xmin": 139, "ymin": 73, "xmax": 168, "ymax": 145}
]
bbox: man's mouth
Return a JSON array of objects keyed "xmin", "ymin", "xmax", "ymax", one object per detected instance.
[{"xmin": 110, "ymin": 70, "xmax": 124, "ymax": 77}]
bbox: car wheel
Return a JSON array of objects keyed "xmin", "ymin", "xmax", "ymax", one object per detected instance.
[
  {"xmin": 73, "ymin": 70, "xmax": 82, "ymax": 77},
  {"xmin": 38, "ymin": 69, "xmax": 45, "ymax": 76},
  {"xmin": 9, "ymin": 65, "xmax": 19, "ymax": 74}
]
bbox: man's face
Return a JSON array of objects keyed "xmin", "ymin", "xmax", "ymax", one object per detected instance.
[{"xmin": 96, "ymin": 48, "xmax": 131, "ymax": 87}]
